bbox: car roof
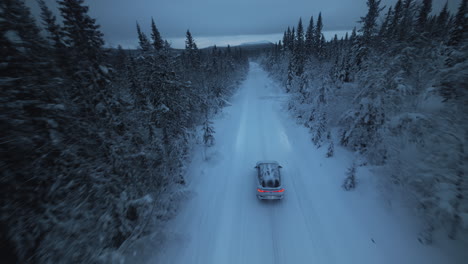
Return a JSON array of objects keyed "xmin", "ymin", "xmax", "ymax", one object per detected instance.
[
  {"xmin": 256, "ymin": 160, "xmax": 279, "ymax": 166},
  {"xmin": 258, "ymin": 163, "xmax": 280, "ymax": 181}
]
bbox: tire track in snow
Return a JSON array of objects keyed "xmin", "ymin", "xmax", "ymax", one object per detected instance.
[{"xmin": 286, "ymin": 164, "xmax": 337, "ymax": 264}]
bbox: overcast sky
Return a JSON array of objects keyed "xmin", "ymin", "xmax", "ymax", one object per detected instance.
[{"xmin": 28, "ymin": 0, "xmax": 460, "ymax": 48}]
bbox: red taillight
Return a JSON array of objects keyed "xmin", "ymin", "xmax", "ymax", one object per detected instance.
[{"xmin": 257, "ymin": 188, "xmax": 284, "ymax": 193}]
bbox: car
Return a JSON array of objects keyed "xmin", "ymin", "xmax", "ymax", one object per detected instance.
[{"xmin": 255, "ymin": 161, "xmax": 284, "ymax": 200}]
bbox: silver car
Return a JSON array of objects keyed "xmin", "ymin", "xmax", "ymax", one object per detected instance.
[{"xmin": 255, "ymin": 161, "xmax": 284, "ymax": 200}]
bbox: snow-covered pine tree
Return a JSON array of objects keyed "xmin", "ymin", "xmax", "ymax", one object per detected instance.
[
  {"xmin": 359, "ymin": 0, "xmax": 383, "ymax": 47},
  {"xmin": 37, "ymin": 0, "xmax": 66, "ymax": 67},
  {"xmin": 433, "ymin": 2, "xmax": 451, "ymax": 40},
  {"xmin": 151, "ymin": 17, "xmax": 164, "ymax": 51},
  {"xmin": 58, "ymin": 0, "xmax": 110, "ymax": 115},
  {"xmin": 343, "ymin": 162, "xmax": 357, "ymax": 190},
  {"xmin": 305, "ymin": 16, "xmax": 314, "ymax": 56},
  {"xmin": 379, "ymin": 7, "xmax": 393, "ymax": 41},
  {"xmin": 184, "ymin": 30, "xmax": 201, "ymax": 70},
  {"xmin": 282, "ymin": 30, "xmax": 288, "ymax": 51},
  {"xmin": 448, "ymin": 0, "xmax": 467, "ymax": 47},
  {"xmin": 293, "ymin": 18, "xmax": 305, "ymax": 78},
  {"xmin": 326, "ymin": 132, "xmax": 334, "ymax": 158},
  {"xmin": 312, "ymin": 111, "xmax": 327, "ymax": 148},
  {"xmin": 314, "ymin": 13, "xmax": 323, "ymax": 56},
  {"xmin": 285, "ymin": 27, "xmax": 292, "ymax": 51},
  {"xmin": 136, "ymin": 22, "xmax": 151, "ymax": 52},
  {"xmin": 397, "ymin": 0, "xmax": 416, "ymax": 41},
  {"xmin": 389, "ymin": 0, "xmax": 403, "ymax": 39},
  {"xmin": 417, "ymin": 0, "xmax": 432, "ymax": 32},
  {"xmin": 203, "ymin": 117, "xmax": 215, "ymax": 147}
]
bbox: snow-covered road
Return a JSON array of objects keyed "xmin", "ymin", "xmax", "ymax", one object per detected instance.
[{"xmin": 149, "ymin": 62, "xmax": 459, "ymax": 264}]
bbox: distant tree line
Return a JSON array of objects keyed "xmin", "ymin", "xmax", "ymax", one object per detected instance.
[
  {"xmin": 0, "ymin": 0, "xmax": 248, "ymax": 263},
  {"xmin": 262, "ymin": 0, "xmax": 467, "ymax": 244}
]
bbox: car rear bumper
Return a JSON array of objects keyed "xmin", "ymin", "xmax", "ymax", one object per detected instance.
[{"xmin": 257, "ymin": 194, "xmax": 284, "ymax": 200}]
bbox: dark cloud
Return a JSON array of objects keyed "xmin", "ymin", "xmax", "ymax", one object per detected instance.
[{"xmin": 27, "ymin": 0, "xmax": 460, "ymax": 48}]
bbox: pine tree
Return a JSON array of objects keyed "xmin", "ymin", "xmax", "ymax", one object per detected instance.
[
  {"xmin": 379, "ymin": 7, "xmax": 393, "ymax": 40},
  {"xmin": 295, "ymin": 18, "xmax": 305, "ymax": 52},
  {"xmin": 151, "ymin": 17, "xmax": 164, "ymax": 51},
  {"xmin": 417, "ymin": 0, "xmax": 432, "ymax": 31},
  {"xmin": 389, "ymin": 0, "xmax": 403, "ymax": 38},
  {"xmin": 58, "ymin": 0, "xmax": 105, "ymax": 64},
  {"xmin": 448, "ymin": 0, "xmax": 467, "ymax": 47},
  {"xmin": 282, "ymin": 30, "xmax": 288, "ymax": 51},
  {"xmin": 136, "ymin": 22, "xmax": 151, "ymax": 52},
  {"xmin": 359, "ymin": 0, "xmax": 383, "ymax": 47},
  {"xmin": 185, "ymin": 30, "xmax": 201, "ymax": 67},
  {"xmin": 312, "ymin": 111, "xmax": 327, "ymax": 147},
  {"xmin": 37, "ymin": 0, "xmax": 63, "ymax": 51},
  {"xmin": 305, "ymin": 16, "xmax": 314, "ymax": 55},
  {"xmin": 203, "ymin": 118, "xmax": 215, "ymax": 147},
  {"xmin": 434, "ymin": 1, "xmax": 450, "ymax": 38},
  {"xmin": 326, "ymin": 141, "xmax": 334, "ymax": 158},
  {"xmin": 343, "ymin": 162, "xmax": 357, "ymax": 190},
  {"xmin": 350, "ymin": 27, "xmax": 357, "ymax": 43},
  {"xmin": 290, "ymin": 27, "xmax": 296, "ymax": 51},
  {"xmin": 318, "ymin": 33, "xmax": 326, "ymax": 58},
  {"xmin": 398, "ymin": 0, "xmax": 415, "ymax": 40},
  {"xmin": 185, "ymin": 29, "xmax": 195, "ymax": 50},
  {"xmin": 293, "ymin": 18, "xmax": 305, "ymax": 75},
  {"xmin": 315, "ymin": 13, "xmax": 323, "ymax": 56}
]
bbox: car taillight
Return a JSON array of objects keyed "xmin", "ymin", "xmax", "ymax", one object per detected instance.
[{"xmin": 257, "ymin": 188, "xmax": 284, "ymax": 193}]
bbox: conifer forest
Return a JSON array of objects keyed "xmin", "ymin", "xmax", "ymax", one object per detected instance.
[{"xmin": 1, "ymin": 0, "xmax": 467, "ymax": 263}]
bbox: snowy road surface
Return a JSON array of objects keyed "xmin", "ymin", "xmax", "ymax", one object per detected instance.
[{"xmin": 149, "ymin": 62, "xmax": 459, "ymax": 264}]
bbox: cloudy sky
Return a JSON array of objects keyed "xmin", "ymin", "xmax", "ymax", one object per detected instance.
[{"xmin": 28, "ymin": 0, "xmax": 460, "ymax": 48}]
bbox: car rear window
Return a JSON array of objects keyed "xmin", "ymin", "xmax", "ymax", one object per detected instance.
[
  {"xmin": 259, "ymin": 163, "xmax": 280, "ymax": 188},
  {"xmin": 264, "ymin": 179, "xmax": 280, "ymax": 188}
]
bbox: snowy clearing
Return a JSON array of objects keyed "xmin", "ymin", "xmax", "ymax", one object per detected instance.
[{"xmin": 138, "ymin": 62, "xmax": 463, "ymax": 264}]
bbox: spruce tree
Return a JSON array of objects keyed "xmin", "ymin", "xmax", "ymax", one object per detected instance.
[
  {"xmin": 184, "ymin": 30, "xmax": 201, "ymax": 73},
  {"xmin": 398, "ymin": 0, "xmax": 415, "ymax": 40},
  {"xmin": 435, "ymin": 2, "xmax": 450, "ymax": 38},
  {"xmin": 286, "ymin": 27, "xmax": 292, "ymax": 50},
  {"xmin": 343, "ymin": 162, "xmax": 357, "ymax": 190},
  {"xmin": 379, "ymin": 7, "xmax": 393, "ymax": 40},
  {"xmin": 448, "ymin": 0, "xmax": 467, "ymax": 46},
  {"xmin": 151, "ymin": 17, "xmax": 164, "ymax": 51},
  {"xmin": 359, "ymin": 0, "xmax": 383, "ymax": 47},
  {"xmin": 58, "ymin": 0, "xmax": 105, "ymax": 64},
  {"xmin": 185, "ymin": 30, "xmax": 195, "ymax": 50},
  {"xmin": 295, "ymin": 18, "xmax": 305, "ymax": 52},
  {"xmin": 315, "ymin": 13, "xmax": 323, "ymax": 56},
  {"xmin": 136, "ymin": 22, "xmax": 151, "ymax": 52},
  {"xmin": 305, "ymin": 16, "xmax": 314, "ymax": 55},
  {"xmin": 37, "ymin": 0, "xmax": 63, "ymax": 50},
  {"xmin": 318, "ymin": 33, "xmax": 326, "ymax": 58},
  {"xmin": 294, "ymin": 18, "xmax": 305, "ymax": 75},
  {"xmin": 389, "ymin": 0, "xmax": 403, "ymax": 39},
  {"xmin": 417, "ymin": 0, "xmax": 432, "ymax": 31},
  {"xmin": 282, "ymin": 30, "xmax": 289, "ymax": 51},
  {"xmin": 290, "ymin": 27, "xmax": 296, "ymax": 51},
  {"xmin": 58, "ymin": 0, "xmax": 109, "ymax": 108},
  {"xmin": 203, "ymin": 118, "xmax": 215, "ymax": 148}
]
